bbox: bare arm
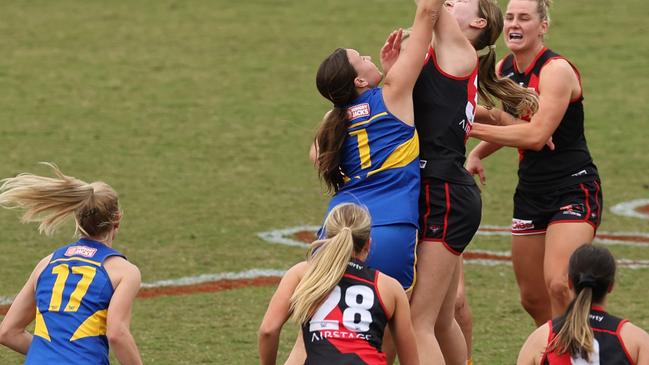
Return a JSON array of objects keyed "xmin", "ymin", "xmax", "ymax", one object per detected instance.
[
  {"xmin": 432, "ymin": 5, "xmax": 478, "ymax": 77},
  {"xmin": 383, "ymin": 276, "xmax": 419, "ymax": 365},
  {"xmin": 465, "ymin": 141, "xmax": 503, "ymax": 185},
  {"xmin": 258, "ymin": 262, "xmax": 307, "ymax": 365},
  {"xmin": 620, "ymin": 322, "xmax": 649, "ymax": 365},
  {"xmin": 470, "ymin": 59, "xmax": 578, "ymax": 151},
  {"xmin": 382, "ymin": 0, "xmax": 444, "ymax": 125},
  {"xmin": 105, "ymin": 258, "xmax": 143, "ymax": 365},
  {"xmin": 0, "ymin": 255, "xmax": 50, "ymax": 354},
  {"xmin": 517, "ymin": 323, "xmax": 549, "ymax": 365}
]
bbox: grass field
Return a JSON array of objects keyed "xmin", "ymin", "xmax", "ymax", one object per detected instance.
[{"xmin": 0, "ymin": 0, "xmax": 648, "ymax": 363}]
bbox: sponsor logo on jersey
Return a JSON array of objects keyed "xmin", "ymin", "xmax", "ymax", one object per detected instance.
[
  {"xmin": 560, "ymin": 203, "xmax": 585, "ymax": 217},
  {"xmin": 348, "ymin": 261, "xmax": 363, "ymax": 270},
  {"xmin": 310, "ymin": 330, "xmax": 373, "ymax": 342},
  {"xmin": 589, "ymin": 314, "xmax": 604, "ymax": 322},
  {"xmin": 512, "ymin": 218, "xmax": 534, "ymax": 231},
  {"xmin": 65, "ymin": 246, "xmax": 98, "ymax": 258},
  {"xmin": 571, "ymin": 169, "xmax": 588, "ymax": 177},
  {"xmin": 347, "ymin": 103, "xmax": 370, "ymax": 121}
]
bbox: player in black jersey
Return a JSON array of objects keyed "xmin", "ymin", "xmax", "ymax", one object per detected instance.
[
  {"xmin": 517, "ymin": 245, "xmax": 649, "ymax": 365},
  {"xmin": 258, "ymin": 203, "xmax": 418, "ymax": 365},
  {"xmin": 467, "ymin": 0, "xmax": 603, "ymax": 326},
  {"xmin": 397, "ymin": 1, "xmax": 539, "ymax": 364}
]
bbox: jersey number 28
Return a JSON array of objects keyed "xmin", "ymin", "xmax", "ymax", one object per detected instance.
[{"xmin": 309, "ymin": 285, "xmax": 374, "ymax": 332}]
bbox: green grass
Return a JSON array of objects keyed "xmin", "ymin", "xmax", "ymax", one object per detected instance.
[{"xmin": 1, "ymin": 0, "xmax": 648, "ymax": 363}]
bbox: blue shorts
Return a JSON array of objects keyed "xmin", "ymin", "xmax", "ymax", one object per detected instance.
[{"xmin": 365, "ymin": 224, "xmax": 418, "ymax": 291}]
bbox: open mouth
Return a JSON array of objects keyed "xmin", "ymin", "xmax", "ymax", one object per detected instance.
[{"xmin": 509, "ymin": 32, "xmax": 523, "ymax": 41}]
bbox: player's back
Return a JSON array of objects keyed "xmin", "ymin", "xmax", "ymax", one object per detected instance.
[{"xmin": 25, "ymin": 239, "xmax": 125, "ymax": 365}]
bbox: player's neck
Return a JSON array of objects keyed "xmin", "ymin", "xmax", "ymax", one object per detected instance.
[{"xmin": 512, "ymin": 43, "xmax": 545, "ymax": 73}]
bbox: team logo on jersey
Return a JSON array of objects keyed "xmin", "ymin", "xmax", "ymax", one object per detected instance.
[
  {"xmin": 347, "ymin": 103, "xmax": 370, "ymax": 121},
  {"xmin": 560, "ymin": 203, "xmax": 585, "ymax": 217},
  {"xmin": 512, "ymin": 218, "xmax": 534, "ymax": 231},
  {"xmin": 65, "ymin": 246, "xmax": 98, "ymax": 258}
]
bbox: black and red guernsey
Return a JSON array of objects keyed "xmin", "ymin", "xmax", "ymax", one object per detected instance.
[
  {"xmin": 542, "ymin": 306, "xmax": 634, "ymax": 364},
  {"xmin": 499, "ymin": 48, "xmax": 599, "ymax": 192},
  {"xmin": 413, "ymin": 47, "xmax": 479, "ymax": 185},
  {"xmin": 302, "ymin": 259, "xmax": 389, "ymax": 365}
]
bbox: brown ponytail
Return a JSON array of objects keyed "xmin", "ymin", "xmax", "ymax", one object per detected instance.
[
  {"xmin": 315, "ymin": 48, "xmax": 359, "ymax": 194},
  {"xmin": 476, "ymin": 0, "xmax": 539, "ymax": 117},
  {"xmin": 549, "ymin": 245, "xmax": 616, "ymax": 361}
]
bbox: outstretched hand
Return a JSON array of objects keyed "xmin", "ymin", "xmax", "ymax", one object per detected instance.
[{"xmin": 380, "ymin": 29, "xmax": 403, "ymax": 76}]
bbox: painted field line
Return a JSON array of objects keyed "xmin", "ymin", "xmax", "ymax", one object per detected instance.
[
  {"xmin": 611, "ymin": 199, "xmax": 649, "ymax": 220},
  {"xmin": 258, "ymin": 225, "xmax": 649, "ymax": 248},
  {"xmin": 0, "ymin": 269, "xmax": 286, "ymax": 315}
]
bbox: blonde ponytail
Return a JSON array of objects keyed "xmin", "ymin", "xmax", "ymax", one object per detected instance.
[
  {"xmin": 0, "ymin": 163, "xmax": 119, "ymax": 238},
  {"xmin": 289, "ymin": 203, "xmax": 371, "ymax": 325}
]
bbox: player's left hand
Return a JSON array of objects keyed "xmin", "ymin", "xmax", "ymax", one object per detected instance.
[{"xmin": 380, "ymin": 29, "xmax": 403, "ymax": 75}]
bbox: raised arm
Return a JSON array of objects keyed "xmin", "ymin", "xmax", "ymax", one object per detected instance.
[
  {"xmin": 470, "ymin": 59, "xmax": 578, "ymax": 151},
  {"xmin": 105, "ymin": 258, "xmax": 143, "ymax": 365},
  {"xmin": 0, "ymin": 255, "xmax": 50, "ymax": 355},
  {"xmin": 382, "ymin": 0, "xmax": 444, "ymax": 125},
  {"xmin": 258, "ymin": 262, "xmax": 307, "ymax": 365},
  {"xmin": 432, "ymin": 4, "xmax": 478, "ymax": 77}
]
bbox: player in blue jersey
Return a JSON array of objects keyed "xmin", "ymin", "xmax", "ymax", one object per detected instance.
[
  {"xmin": 259, "ymin": 203, "xmax": 419, "ymax": 365},
  {"xmin": 0, "ymin": 164, "xmax": 142, "ymax": 365},
  {"xmin": 517, "ymin": 245, "xmax": 649, "ymax": 365}
]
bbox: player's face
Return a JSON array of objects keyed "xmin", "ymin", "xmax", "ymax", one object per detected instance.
[
  {"xmin": 444, "ymin": 0, "xmax": 481, "ymax": 31},
  {"xmin": 504, "ymin": 0, "xmax": 548, "ymax": 52},
  {"xmin": 346, "ymin": 49, "xmax": 383, "ymax": 89}
]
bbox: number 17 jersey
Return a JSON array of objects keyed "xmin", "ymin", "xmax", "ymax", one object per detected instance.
[
  {"xmin": 25, "ymin": 239, "xmax": 126, "ymax": 365},
  {"xmin": 302, "ymin": 259, "xmax": 389, "ymax": 365}
]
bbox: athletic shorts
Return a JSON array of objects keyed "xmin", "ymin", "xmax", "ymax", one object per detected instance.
[
  {"xmin": 365, "ymin": 224, "xmax": 418, "ymax": 291},
  {"xmin": 418, "ymin": 178, "xmax": 482, "ymax": 255},
  {"xmin": 512, "ymin": 179, "xmax": 603, "ymax": 235}
]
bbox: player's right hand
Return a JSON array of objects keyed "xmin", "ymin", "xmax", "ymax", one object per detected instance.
[{"xmin": 465, "ymin": 153, "xmax": 486, "ymax": 185}]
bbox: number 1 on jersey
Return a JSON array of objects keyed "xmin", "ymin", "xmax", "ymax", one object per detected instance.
[{"xmin": 349, "ymin": 129, "xmax": 372, "ymax": 169}]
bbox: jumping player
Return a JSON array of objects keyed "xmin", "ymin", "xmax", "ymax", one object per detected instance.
[
  {"xmin": 403, "ymin": 1, "xmax": 539, "ymax": 364},
  {"xmin": 517, "ymin": 244, "xmax": 649, "ymax": 364},
  {"xmin": 258, "ymin": 203, "xmax": 419, "ymax": 365},
  {"xmin": 467, "ymin": 0, "xmax": 603, "ymax": 325},
  {"xmin": 0, "ymin": 164, "xmax": 142, "ymax": 365}
]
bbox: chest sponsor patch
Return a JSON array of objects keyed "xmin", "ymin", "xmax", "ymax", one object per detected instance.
[
  {"xmin": 347, "ymin": 103, "xmax": 370, "ymax": 121},
  {"xmin": 512, "ymin": 218, "xmax": 534, "ymax": 232},
  {"xmin": 65, "ymin": 246, "xmax": 98, "ymax": 258}
]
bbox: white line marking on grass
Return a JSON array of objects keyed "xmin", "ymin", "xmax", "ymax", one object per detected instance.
[
  {"xmin": 611, "ymin": 199, "xmax": 649, "ymax": 220},
  {"xmin": 0, "ymin": 296, "xmax": 14, "ymax": 305},
  {"xmin": 256, "ymin": 225, "xmax": 318, "ymax": 248},
  {"xmin": 140, "ymin": 269, "xmax": 286, "ymax": 288}
]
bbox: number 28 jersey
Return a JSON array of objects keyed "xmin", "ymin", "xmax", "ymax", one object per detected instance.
[
  {"xmin": 302, "ymin": 259, "xmax": 389, "ymax": 365},
  {"xmin": 25, "ymin": 239, "xmax": 126, "ymax": 365}
]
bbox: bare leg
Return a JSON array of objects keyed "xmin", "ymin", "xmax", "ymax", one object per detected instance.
[
  {"xmin": 436, "ymin": 260, "xmax": 467, "ymax": 365},
  {"xmin": 544, "ymin": 222, "xmax": 595, "ymax": 317},
  {"xmin": 512, "ymin": 234, "xmax": 551, "ymax": 326},
  {"xmin": 284, "ymin": 330, "xmax": 306, "ymax": 365},
  {"xmin": 410, "ymin": 242, "xmax": 466, "ymax": 365},
  {"xmin": 454, "ymin": 259, "xmax": 472, "ymax": 360}
]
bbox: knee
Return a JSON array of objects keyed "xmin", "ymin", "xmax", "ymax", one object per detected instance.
[
  {"xmin": 519, "ymin": 289, "xmax": 547, "ymax": 315},
  {"xmin": 547, "ymin": 277, "xmax": 571, "ymax": 302}
]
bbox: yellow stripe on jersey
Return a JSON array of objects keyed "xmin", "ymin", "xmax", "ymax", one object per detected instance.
[
  {"xmin": 50, "ymin": 257, "xmax": 101, "ymax": 267},
  {"xmin": 70, "ymin": 309, "xmax": 107, "ymax": 341},
  {"xmin": 348, "ymin": 112, "xmax": 388, "ymax": 129},
  {"xmin": 367, "ymin": 131, "xmax": 419, "ymax": 177},
  {"xmin": 34, "ymin": 307, "xmax": 51, "ymax": 342}
]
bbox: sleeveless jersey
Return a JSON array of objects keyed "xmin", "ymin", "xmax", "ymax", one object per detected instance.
[
  {"xmin": 413, "ymin": 47, "xmax": 479, "ymax": 185},
  {"xmin": 302, "ymin": 259, "xmax": 389, "ymax": 365},
  {"xmin": 542, "ymin": 307, "xmax": 634, "ymax": 364},
  {"xmin": 326, "ymin": 87, "xmax": 420, "ymax": 227},
  {"xmin": 25, "ymin": 239, "xmax": 126, "ymax": 365},
  {"xmin": 499, "ymin": 48, "xmax": 598, "ymax": 192}
]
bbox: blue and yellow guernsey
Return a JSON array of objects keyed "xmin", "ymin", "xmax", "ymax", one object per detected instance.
[
  {"xmin": 327, "ymin": 87, "xmax": 420, "ymax": 227},
  {"xmin": 25, "ymin": 239, "xmax": 125, "ymax": 365}
]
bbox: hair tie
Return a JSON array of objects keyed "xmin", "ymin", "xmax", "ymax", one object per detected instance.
[
  {"xmin": 577, "ymin": 273, "xmax": 597, "ymax": 289},
  {"xmin": 488, "ymin": 44, "xmax": 496, "ymax": 50},
  {"xmin": 341, "ymin": 227, "xmax": 352, "ymax": 234}
]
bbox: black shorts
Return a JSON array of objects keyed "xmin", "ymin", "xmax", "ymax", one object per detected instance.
[
  {"xmin": 418, "ymin": 178, "xmax": 482, "ymax": 254},
  {"xmin": 512, "ymin": 179, "xmax": 603, "ymax": 235}
]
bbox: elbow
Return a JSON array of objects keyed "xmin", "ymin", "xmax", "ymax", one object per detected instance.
[
  {"xmin": 527, "ymin": 138, "xmax": 547, "ymax": 152},
  {"xmin": 258, "ymin": 323, "xmax": 280, "ymax": 341},
  {"xmin": 106, "ymin": 325, "xmax": 130, "ymax": 347}
]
